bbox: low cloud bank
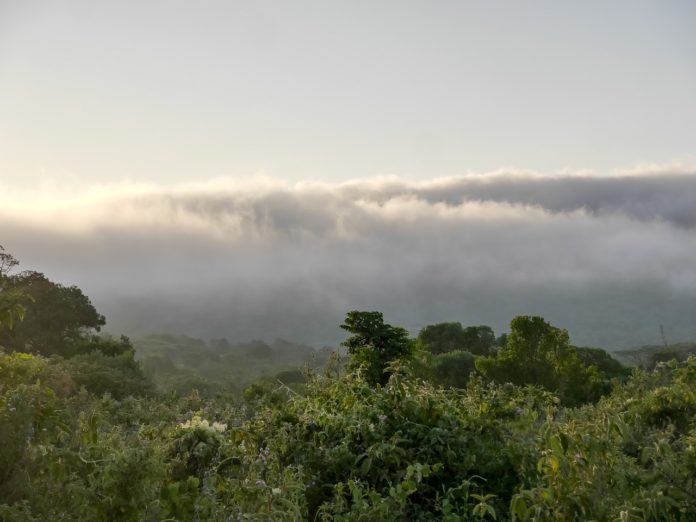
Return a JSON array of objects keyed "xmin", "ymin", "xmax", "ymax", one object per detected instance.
[{"xmin": 2, "ymin": 168, "xmax": 696, "ymax": 348}]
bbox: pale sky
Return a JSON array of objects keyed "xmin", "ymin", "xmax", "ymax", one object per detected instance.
[{"xmin": 1, "ymin": 1, "xmax": 695, "ymax": 188}]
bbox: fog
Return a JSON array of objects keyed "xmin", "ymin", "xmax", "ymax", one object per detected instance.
[{"xmin": 3, "ymin": 168, "xmax": 696, "ymax": 349}]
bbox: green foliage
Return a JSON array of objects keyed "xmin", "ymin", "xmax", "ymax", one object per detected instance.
[
  {"xmin": 0, "ymin": 270, "xmax": 105, "ymax": 356},
  {"xmin": 341, "ymin": 310, "xmax": 414, "ymax": 385},
  {"xmin": 647, "ymin": 344, "xmax": 696, "ymax": 369},
  {"xmin": 169, "ymin": 415, "xmax": 228, "ymax": 480},
  {"xmin": 63, "ymin": 350, "xmax": 152, "ymax": 399},
  {"xmin": 511, "ymin": 357, "xmax": 696, "ymax": 521},
  {"xmin": 615, "ymin": 342, "xmax": 696, "ymax": 368},
  {"xmin": 417, "ymin": 322, "xmax": 495, "ymax": 356},
  {"xmin": 276, "ymin": 368, "xmax": 307, "ymax": 385},
  {"xmin": 477, "ymin": 316, "xmax": 570, "ymax": 387},
  {"xmin": 3, "ymin": 350, "xmax": 696, "ymax": 520},
  {"xmin": 430, "ymin": 350, "xmax": 477, "ymax": 388},
  {"xmin": 136, "ymin": 334, "xmax": 327, "ymax": 397},
  {"xmin": 0, "ymin": 354, "xmax": 64, "ymax": 502},
  {"xmin": 575, "ymin": 346, "xmax": 631, "ymax": 380},
  {"xmin": 0, "ymin": 289, "xmax": 27, "ymax": 336},
  {"xmin": 0, "ymin": 255, "xmax": 694, "ymax": 521},
  {"xmin": 476, "ymin": 316, "xmax": 613, "ymax": 405},
  {"xmin": 417, "ymin": 322, "xmax": 467, "ymax": 354},
  {"xmin": 75, "ymin": 334, "xmax": 135, "ymax": 357},
  {"xmin": 462, "ymin": 325, "xmax": 496, "ymax": 356},
  {"xmin": 245, "ymin": 368, "xmax": 551, "ymax": 520},
  {"xmin": 0, "ymin": 247, "xmax": 28, "ymax": 336}
]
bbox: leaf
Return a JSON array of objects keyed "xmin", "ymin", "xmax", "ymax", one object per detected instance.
[
  {"xmin": 360, "ymin": 456, "xmax": 372, "ymax": 475},
  {"xmin": 549, "ymin": 434, "xmax": 566, "ymax": 455},
  {"xmin": 537, "ymin": 456, "xmax": 546, "ymax": 473},
  {"xmin": 547, "ymin": 455, "xmax": 560, "ymax": 473},
  {"xmin": 558, "ymin": 432, "xmax": 570, "ymax": 452},
  {"xmin": 510, "ymin": 495, "xmax": 528, "ymax": 521}
]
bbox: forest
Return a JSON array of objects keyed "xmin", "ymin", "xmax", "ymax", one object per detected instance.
[{"xmin": 1, "ymin": 244, "xmax": 695, "ymax": 521}]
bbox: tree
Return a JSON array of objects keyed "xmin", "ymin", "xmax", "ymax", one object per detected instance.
[
  {"xmin": 476, "ymin": 316, "xmax": 565, "ymax": 389},
  {"xmin": 510, "ymin": 315, "xmax": 570, "ymax": 384},
  {"xmin": 0, "ymin": 245, "xmax": 19, "ymax": 278},
  {"xmin": 340, "ymin": 311, "xmax": 413, "ymax": 385},
  {"xmin": 416, "ymin": 322, "xmax": 466, "ymax": 354},
  {"xmin": 475, "ymin": 316, "xmax": 610, "ymax": 405},
  {"xmin": 0, "ymin": 270, "xmax": 105, "ymax": 356},
  {"xmin": 0, "ymin": 246, "xmax": 28, "ymax": 336},
  {"xmin": 461, "ymin": 325, "xmax": 496, "ymax": 355},
  {"xmin": 574, "ymin": 347, "xmax": 629, "ymax": 379},
  {"xmin": 0, "ymin": 283, "xmax": 28, "ymax": 336},
  {"xmin": 416, "ymin": 322, "xmax": 495, "ymax": 355},
  {"xmin": 430, "ymin": 350, "xmax": 477, "ymax": 388},
  {"xmin": 494, "ymin": 332, "xmax": 508, "ymax": 348}
]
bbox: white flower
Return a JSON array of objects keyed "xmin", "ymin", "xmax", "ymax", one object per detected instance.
[
  {"xmin": 178, "ymin": 415, "xmax": 226, "ymax": 433},
  {"xmin": 212, "ymin": 421, "xmax": 227, "ymax": 432}
]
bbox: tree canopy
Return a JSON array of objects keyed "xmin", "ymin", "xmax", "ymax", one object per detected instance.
[
  {"xmin": 416, "ymin": 322, "xmax": 495, "ymax": 356},
  {"xmin": 340, "ymin": 310, "xmax": 413, "ymax": 385},
  {"xmin": 0, "ymin": 246, "xmax": 105, "ymax": 356},
  {"xmin": 1, "ymin": 271, "xmax": 105, "ymax": 356},
  {"xmin": 475, "ymin": 315, "xmax": 609, "ymax": 405}
]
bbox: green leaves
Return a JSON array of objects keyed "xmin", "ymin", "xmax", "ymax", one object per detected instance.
[
  {"xmin": 341, "ymin": 310, "xmax": 414, "ymax": 386},
  {"xmin": 0, "ymin": 301, "xmax": 25, "ymax": 332},
  {"xmin": 476, "ymin": 315, "xmax": 624, "ymax": 406},
  {"xmin": 0, "ymin": 270, "xmax": 105, "ymax": 356},
  {"xmin": 510, "ymin": 494, "xmax": 529, "ymax": 521},
  {"xmin": 471, "ymin": 493, "xmax": 497, "ymax": 519},
  {"xmin": 0, "ymin": 281, "xmax": 29, "ymax": 335}
]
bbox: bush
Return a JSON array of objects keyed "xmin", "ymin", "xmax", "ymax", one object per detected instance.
[{"xmin": 63, "ymin": 351, "xmax": 152, "ymax": 399}]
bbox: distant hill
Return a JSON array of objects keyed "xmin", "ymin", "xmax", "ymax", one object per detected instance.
[
  {"xmin": 614, "ymin": 342, "xmax": 696, "ymax": 368},
  {"xmin": 133, "ymin": 334, "xmax": 333, "ymax": 396}
]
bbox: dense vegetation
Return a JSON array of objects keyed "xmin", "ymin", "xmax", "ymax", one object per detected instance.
[
  {"xmin": 134, "ymin": 334, "xmax": 332, "ymax": 397},
  {"xmin": 1, "ymin": 245, "xmax": 695, "ymax": 520}
]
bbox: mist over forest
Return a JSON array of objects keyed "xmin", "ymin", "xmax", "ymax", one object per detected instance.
[{"xmin": 3, "ymin": 168, "xmax": 696, "ymax": 349}]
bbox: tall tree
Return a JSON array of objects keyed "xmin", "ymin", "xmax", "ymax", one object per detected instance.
[
  {"xmin": 476, "ymin": 316, "xmax": 562, "ymax": 389},
  {"xmin": 341, "ymin": 311, "xmax": 413, "ymax": 386}
]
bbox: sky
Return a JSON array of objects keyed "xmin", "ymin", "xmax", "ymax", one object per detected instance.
[
  {"xmin": 1, "ymin": 2, "xmax": 696, "ymax": 348},
  {"xmin": 1, "ymin": 0, "xmax": 695, "ymax": 184}
]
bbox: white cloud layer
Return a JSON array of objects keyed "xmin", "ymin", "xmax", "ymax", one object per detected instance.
[{"xmin": 2, "ymin": 168, "xmax": 696, "ymax": 348}]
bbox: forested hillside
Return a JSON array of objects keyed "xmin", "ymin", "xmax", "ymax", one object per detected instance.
[
  {"xmin": 1, "ymin": 246, "xmax": 695, "ymax": 521},
  {"xmin": 134, "ymin": 334, "xmax": 332, "ymax": 397}
]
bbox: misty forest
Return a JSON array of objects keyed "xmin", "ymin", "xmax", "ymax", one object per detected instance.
[{"xmin": 1, "ymin": 244, "xmax": 695, "ymax": 521}]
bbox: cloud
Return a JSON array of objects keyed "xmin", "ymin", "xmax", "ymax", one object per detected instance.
[{"xmin": 2, "ymin": 167, "xmax": 696, "ymax": 348}]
